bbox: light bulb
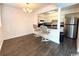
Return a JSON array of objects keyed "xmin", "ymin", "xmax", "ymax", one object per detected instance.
[
  {"xmin": 26, "ymin": 8, "xmax": 32, "ymax": 13},
  {"xmin": 23, "ymin": 3, "xmax": 32, "ymax": 13},
  {"xmin": 23, "ymin": 8, "xmax": 26, "ymax": 13}
]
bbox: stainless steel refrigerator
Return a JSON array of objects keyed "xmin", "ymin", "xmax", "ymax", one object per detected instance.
[{"xmin": 65, "ymin": 16, "xmax": 78, "ymax": 39}]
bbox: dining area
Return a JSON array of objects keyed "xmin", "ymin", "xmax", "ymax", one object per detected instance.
[{"xmin": 33, "ymin": 9, "xmax": 60, "ymax": 44}]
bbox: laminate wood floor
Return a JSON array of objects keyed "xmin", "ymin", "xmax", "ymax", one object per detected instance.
[{"xmin": 0, "ymin": 34, "xmax": 77, "ymax": 56}]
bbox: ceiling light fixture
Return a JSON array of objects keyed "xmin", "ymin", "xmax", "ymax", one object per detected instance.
[{"xmin": 23, "ymin": 3, "xmax": 32, "ymax": 13}]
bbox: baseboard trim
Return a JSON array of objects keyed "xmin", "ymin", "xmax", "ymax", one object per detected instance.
[{"xmin": 4, "ymin": 33, "xmax": 33, "ymax": 40}]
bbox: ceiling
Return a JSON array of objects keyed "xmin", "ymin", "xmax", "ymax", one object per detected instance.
[
  {"xmin": 4, "ymin": 3, "xmax": 53, "ymax": 11},
  {"xmin": 2, "ymin": 3, "xmax": 77, "ymax": 12},
  {"xmin": 61, "ymin": 3, "xmax": 79, "ymax": 10}
]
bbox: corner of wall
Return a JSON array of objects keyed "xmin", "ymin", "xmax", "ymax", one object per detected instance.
[{"xmin": 0, "ymin": 40, "xmax": 4, "ymax": 50}]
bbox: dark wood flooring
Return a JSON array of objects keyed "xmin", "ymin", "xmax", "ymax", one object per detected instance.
[{"xmin": 0, "ymin": 34, "xmax": 77, "ymax": 56}]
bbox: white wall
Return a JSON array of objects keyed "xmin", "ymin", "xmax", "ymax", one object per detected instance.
[
  {"xmin": 0, "ymin": 28, "xmax": 3, "ymax": 50},
  {"xmin": 1, "ymin": 4, "xmax": 33, "ymax": 40},
  {"xmin": 0, "ymin": 4, "xmax": 3, "ymax": 50},
  {"xmin": 0, "ymin": 40, "xmax": 3, "ymax": 50},
  {"xmin": 0, "ymin": 4, "xmax": 2, "ymax": 27}
]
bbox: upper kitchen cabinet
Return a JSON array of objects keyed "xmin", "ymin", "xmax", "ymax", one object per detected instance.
[{"xmin": 38, "ymin": 9, "xmax": 58, "ymax": 29}]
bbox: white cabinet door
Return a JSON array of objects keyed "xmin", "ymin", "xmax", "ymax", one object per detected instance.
[{"xmin": 48, "ymin": 29, "xmax": 60, "ymax": 44}]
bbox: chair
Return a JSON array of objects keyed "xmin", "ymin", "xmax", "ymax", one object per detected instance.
[
  {"xmin": 33, "ymin": 24, "xmax": 41, "ymax": 37},
  {"xmin": 40, "ymin": 25, "xmax": 50, "ymax": 42}
]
